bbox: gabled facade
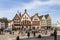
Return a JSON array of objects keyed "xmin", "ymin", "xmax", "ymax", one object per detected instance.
[
  {"xmin": 9, "ymin": 9, "xmax": 51, "ymax": 30},
  {"xmin": 12, "ymin": 11, "xmax": 21, "ymax": 29},
  {"xmin": 21, "ymin": 9, "xmax": 31, "ymax": 23},
  {"xmin": 46, "ymin": 15, "xmax": 51, "ymax": 26},
  {"xmin": 40, "ymin": 15, "xmax": 47, "ymax": 29},
  {"xmin": 31, "ymin": 13, "xmax": 40, "ymax": 29},
  {"xmin": 41, "ymin": 15, "xmax": 47, "ymax": 27},
  {"xmin": 21, "ymin": 9, "xmax": 31, "ymax": 29},
  {"xmin": 45, "ymin": 14, "xmax": 51, "ymax": 29}
]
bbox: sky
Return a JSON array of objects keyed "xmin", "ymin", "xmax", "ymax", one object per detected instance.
[{"xmin": 0, "ymin": 0, "xmax": 60, "ymax": 24}]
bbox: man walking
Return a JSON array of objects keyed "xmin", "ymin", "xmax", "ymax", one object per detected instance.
[
  {"xmin": 27, "ymin": 32, "xmax": 30, "ymax": 38},
  {"xmin": 16, "ymin": 35, "xmax": 20, "ymax": 40},
  {"xmin": 33, "ymin": 31, "xmax": 36, "ymax": 37},
  {"xmin": 54, "ymin": 29, "xmax": 57, "ymax": 40}
]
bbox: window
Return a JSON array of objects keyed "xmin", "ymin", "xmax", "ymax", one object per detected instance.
[
  {"xmin": 25, "ymin": 16, "xmax": 26, "ymax": 18},
  {"xmin": 1, "ymin": 22, "xmax": 5, "ymax": 28},
  {"xmin": 34, "ymin": 19, "xmax": 38, "ymax": 20},
  {"xmin": 27, "ymin": 17, "xmax": 28, "ymax": 19},
  {"xmin": 23, "ymin": 17, "xmax": 24, "ymax": 19}
]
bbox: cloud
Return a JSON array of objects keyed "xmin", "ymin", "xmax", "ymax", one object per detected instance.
[
  {"xmin": 0, "ymin": 0, "xmax": 60, "ymax": 10},
  {"xmin": 0, "ymin": 0, "xmax": 60, "ymax": 23},
  {"xmin": 19, "ymin": 0, "xmax": 60, "ymax": 10},
  {"xmin": 39, "ymin": 0, "xmax": 50, "ymax": 2}
]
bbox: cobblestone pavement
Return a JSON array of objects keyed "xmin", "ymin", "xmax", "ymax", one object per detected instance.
[
  {"xmin": 1, "ymin": 35, "xmax": 60, "ymax": 40},
  {"xmin": 21, "ymin": 36, "xmax": 60, "ymax": 40},
  {"xmin": 0, "ymin": 31, "xmax": 60, "ymax": 40}
]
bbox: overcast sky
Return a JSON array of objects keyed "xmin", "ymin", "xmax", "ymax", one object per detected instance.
[{"xmin": 0, "ymin": 0, "xmax": 60, "ymax": 23}]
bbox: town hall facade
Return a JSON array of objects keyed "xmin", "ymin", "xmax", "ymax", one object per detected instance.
[{"xmin": 8, "ymin": 9, "xmax": 51, "ymax": 30}]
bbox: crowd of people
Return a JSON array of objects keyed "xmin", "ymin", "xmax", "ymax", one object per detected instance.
[
  {"xmin": 16, "ymin": 31, "xmax": 42, "ymax": 40},
  {"xmin": 0, "ymin": 28, "xmax": 57, "ymax": 40},
  {"xmin": 15, "ymin": 29, "xmax": 57, "ymax": 40}
]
